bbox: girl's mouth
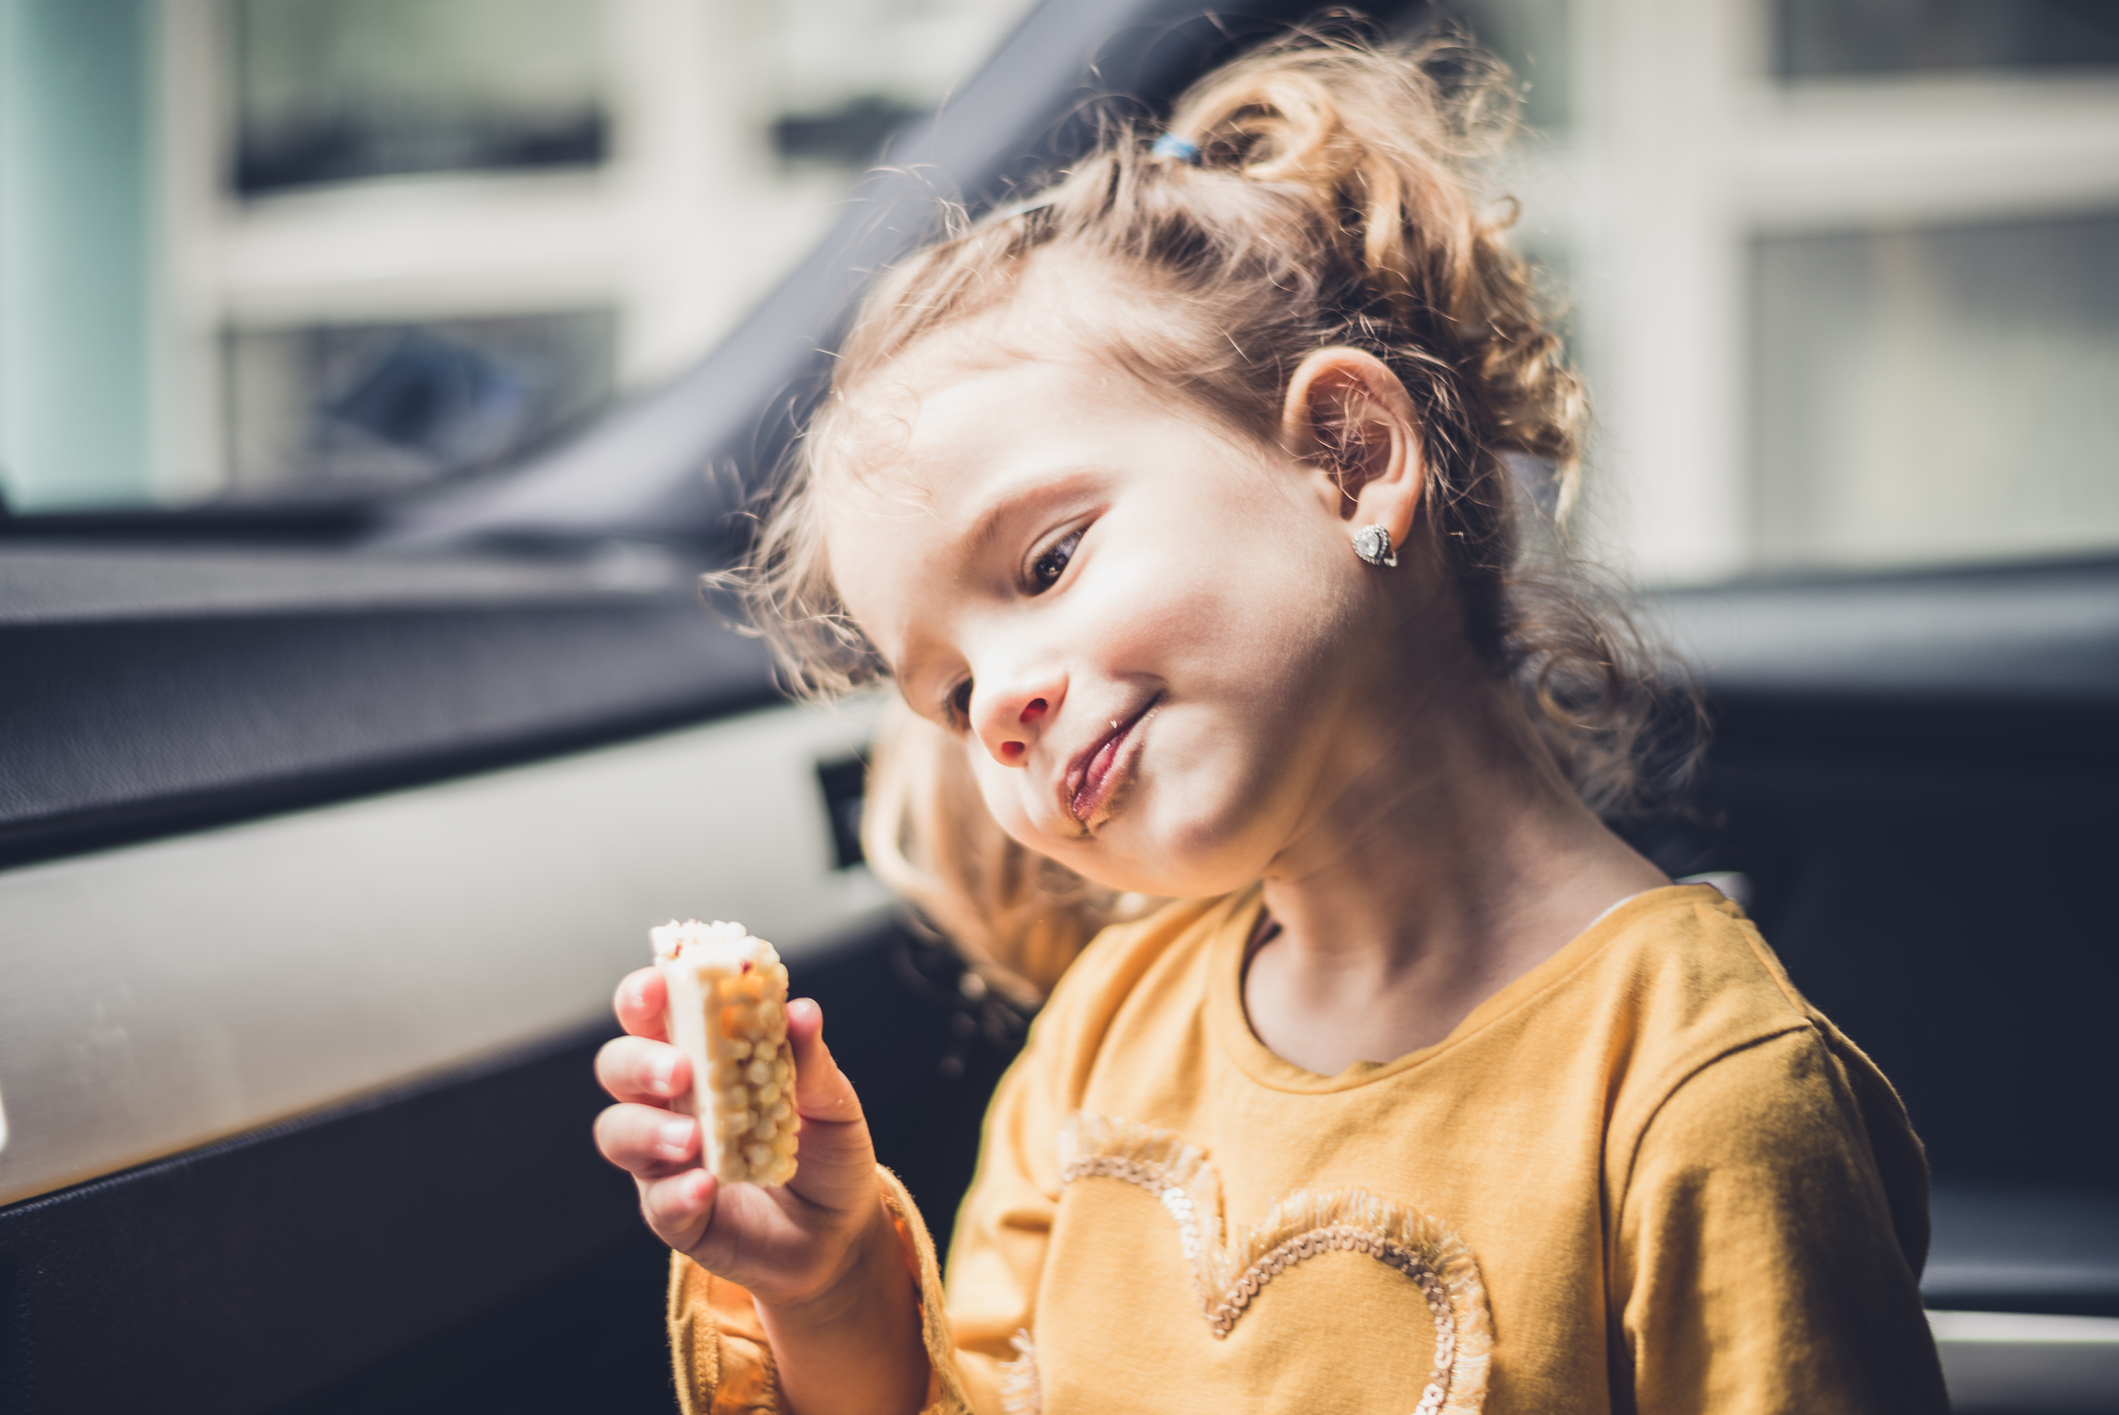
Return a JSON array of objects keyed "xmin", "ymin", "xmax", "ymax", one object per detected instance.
[{"xmin": 1066, "ymin": 694, "xmax": 1159, "ymax": 826}]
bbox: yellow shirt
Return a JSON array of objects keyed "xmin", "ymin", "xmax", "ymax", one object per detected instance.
[{"xmin": 670, "ymin": 884, "xmax": 1950, "ymax": 1414}]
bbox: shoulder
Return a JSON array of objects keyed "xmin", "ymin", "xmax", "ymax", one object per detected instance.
[
  {"xmin": 1605, "ymin": 884, "xmax": 1811, "ymax": 1019},
  {"xmin": 1590, "ymin": 886, "xmax": 1912, "ymax": 1123},
  {"xmin": 1632, "ymin": 1025, "xmax": 1869, "ymax": 1172},
  {"xmin": 1584, "ymin": 885, "xmax": 1820, "ymax": 1095},
  {"xmin": 1574, "ymin": 886, "xmax": 1921, "ymax": 1172},
  {"xmin": 1560, "ymin": 890, "xmax": 1933, "ymax": 1259},
  {"xmin": 1620, "ymin": 1023, "xmax": 1935, "ymax": 1282},
  {"xmin": 1009, "ymin": 893, "xmax": 1234, "ymax": 1092},
  {"xmin": 1035, "ymin": 894, "xmax": 1230, "ymax": 1033},
  {"xmin": 1621, "ymin": 1009, "xmax": 1933, "ymax": 1274}
]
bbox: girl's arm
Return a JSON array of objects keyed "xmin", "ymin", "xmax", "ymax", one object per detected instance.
[
  {"xmin": 1612, "ymin": 1027, "xmax": 1950, "ymax": 1413},
  {"xmin": 596, "ymin": 969, "xmax": 929, "ymax": 1415}
]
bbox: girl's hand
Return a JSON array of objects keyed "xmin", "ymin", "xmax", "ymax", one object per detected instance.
[
  {"xmin": 592, "ymin": 968, "xmax": 889, "ymax": 1309},
  {"xmin": 596, "ymin": 970, "xmax": 928, "ymax": 1414}
]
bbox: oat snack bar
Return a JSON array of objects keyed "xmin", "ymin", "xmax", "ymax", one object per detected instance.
[{"xmin": 651, "ymin": 919, "xmax": 798, "ymax": 1186}]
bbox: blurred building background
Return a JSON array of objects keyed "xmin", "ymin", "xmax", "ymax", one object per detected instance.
[
  {"xmin": 0, "ymin": 0, "xmax": 1036, "ymax": 512},
  {"xmin": 1, "ymin": 0, "xmax": 2116, "ymax": 583}
]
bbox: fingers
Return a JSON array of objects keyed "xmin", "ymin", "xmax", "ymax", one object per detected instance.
[
  {"xmin": 595, "ymin": 1101, "xmax": 698, "ymax": 1176},
  {"xmin": 613, "ymin": 968, "xmax": 669, "ymax": 1041},
  {"xmin": 640, "ymin": 1168, "xmax": 717, "ymax": 1254},
  {"xmin": 597, "ymin": 1034, "xmax": 690, "ymax": 1106}
]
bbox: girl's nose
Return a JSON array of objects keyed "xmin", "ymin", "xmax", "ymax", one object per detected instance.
[{"xmin": 975, "ymin": 678, "xmax": 1064, "ymax": 769}]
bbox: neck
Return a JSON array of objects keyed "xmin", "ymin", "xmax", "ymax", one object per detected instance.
[{"xmin": 1247, "ymin": 655, "xmax": 1667, "ymax": 1072}]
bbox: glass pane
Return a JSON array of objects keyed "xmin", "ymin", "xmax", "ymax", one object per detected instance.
[
  {"xmin": 1427, "ymin": 0, "xmax": 1572, "ymax": 133},
  {"xmin": 1752, "ymin": 212, "xmax": 2119, "ymax": 569},
  {"xmin": 232, "ymin": 0, "xmax": 609, "ymax": 194},
  {"xmin": 0, "ymin": 0, "xmax": 155, "ymax": 512},
  {"xmin": 761, "ymin": 0, "xmax": 1040, "ymax": 167},
  {"xmin": 224, "ymin": 313, "xmax": 616, "ymax": 496},
  {"xmin": 0, "ymin": 0, "xmax": 1037, "ymax": 516},
  {"xmin": 1775, "ymin": 0, "xmax": 2119, "ymax": 79}
]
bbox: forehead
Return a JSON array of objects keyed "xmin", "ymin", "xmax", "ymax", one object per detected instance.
[
  {"xmin": 817, "ymin": 344, "xmax": 1109, "ymax": 639},
  {"xmin": 822, "ymin": 247, "xmax": 1165, "ymax": 475},
  {"xmin": 833, "ymin": 339, "xmax": 1080, "ymax": 486}
]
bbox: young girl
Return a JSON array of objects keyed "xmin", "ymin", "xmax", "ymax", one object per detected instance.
[{"xmin": 594, "ymin": 33, "xmax": 1949, "ymax": 1415}]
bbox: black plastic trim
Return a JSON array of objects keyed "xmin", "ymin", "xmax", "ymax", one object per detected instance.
[
  {"xmin": 1709, "ymin": 690, "xmax": 2119, "ymax": 773},
  {"xmin": 1924, "ymin": 1182, "xmax": 2119, "ymax": 1319},
  {"xmin": 0, "ymin": 556, "xmax": 776, "ymax": 869},
  {"xmin": 0, "ymin": 1021, "xmax": 647, "ymax": 1415}
]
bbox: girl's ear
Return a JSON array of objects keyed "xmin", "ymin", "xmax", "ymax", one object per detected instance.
[{"xmin": 1279, "ymin": 347, "xmax": 1425, "ymax": 548}]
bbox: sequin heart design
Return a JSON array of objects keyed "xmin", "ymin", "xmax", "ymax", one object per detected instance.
[{"xmin": 1056, "ymin": 1112, "xmax": 1490, "ymax": 1415}]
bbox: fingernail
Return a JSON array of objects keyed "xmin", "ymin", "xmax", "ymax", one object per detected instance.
[
  {"xmin": 660, "ymin": 1119, "xmax": 692, "ymax": 1157},
  {"xmin": 652, "ymin": 1052, "xmax": 678, "ymax": 1094}
]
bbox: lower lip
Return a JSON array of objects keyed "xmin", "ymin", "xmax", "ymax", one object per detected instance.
[{"xmin": 1071, "ymin": 703, "xmax": 1153, "ymax": 824}]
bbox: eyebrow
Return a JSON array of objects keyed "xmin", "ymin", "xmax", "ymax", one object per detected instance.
[{"xmin": 958, "ymin": 464, "xmax": 1105, "ymax": 566}]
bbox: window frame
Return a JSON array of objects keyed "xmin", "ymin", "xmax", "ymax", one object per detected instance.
[{"xmin": 1506, "ymin": 0, "xmax": 2119, "ymax": 583}]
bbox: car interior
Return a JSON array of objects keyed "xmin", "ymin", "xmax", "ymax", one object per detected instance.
[{"xmin": 2, "ymin": 0, "xmax": 2115, "ymax": 1411}]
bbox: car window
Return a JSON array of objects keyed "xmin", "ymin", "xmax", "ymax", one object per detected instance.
[
  {"xmin": 0, "ymin": 0, "xmax": 1036, "ymax": 518},
  {"xmin": 1462, "ymin": 0, "xmax": 2119, "ymax": 579},
  {"xmin": 2, "ymin": 0, "xmax": 2113, "ymax": 579}
]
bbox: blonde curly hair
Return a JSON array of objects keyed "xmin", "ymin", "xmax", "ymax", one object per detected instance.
[{"xmin": 725, "ymin": 29, "xmax": 1699, "ymax": 1003}]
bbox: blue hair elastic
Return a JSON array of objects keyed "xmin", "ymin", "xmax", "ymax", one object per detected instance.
[{"xmin": 1151, "ymin": 132, "xmax": 1202, "ymax": 165}]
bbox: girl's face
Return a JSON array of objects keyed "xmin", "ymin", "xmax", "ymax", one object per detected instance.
[{"xmin": 825, "ymin": 340, "xmax": 1424, "ymax": 899}]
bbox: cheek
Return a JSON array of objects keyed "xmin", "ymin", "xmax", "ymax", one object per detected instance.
[
  {"xmin": 1071, "ymin": 519, "xmax": 1251, "ymax": 659},
  {"xmin": 973, "ymin": 752, "xmax": 1056, "ymax": 850},
  {"xmin": 1091, "ymin": 499, "xmax": 1355, "ymax": 700}
]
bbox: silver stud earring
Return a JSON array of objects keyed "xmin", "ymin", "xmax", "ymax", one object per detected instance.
[{"xmin": 1351, "ymin": 524, "xmax": 1397, "ymax": 568}]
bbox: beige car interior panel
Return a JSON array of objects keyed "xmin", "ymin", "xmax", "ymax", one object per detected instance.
[{"xmin": 0, "ymin": 700, "xmax": 887, "ymax": 1207}]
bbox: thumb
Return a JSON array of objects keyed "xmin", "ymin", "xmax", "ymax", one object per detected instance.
[
  {"xmin": 781, "ymin": 998, "xmax": 879, "ymax": 1211},
  {"xmin": 787, "ymin": 997, "xmax": 862, "ymax": 1124}
]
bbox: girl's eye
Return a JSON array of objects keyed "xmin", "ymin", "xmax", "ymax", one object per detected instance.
[
  {"xmin": 949, "ymin": 679, "xmax": 974, "ymax": 725},
  {"xmin": 1029, "ymin": 527, "xmax": 1086, "ymax": 594}
]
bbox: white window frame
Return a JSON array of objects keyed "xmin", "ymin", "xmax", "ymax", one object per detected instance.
[
  {"xmin": 152, "ymin": 0, "xmax": 846, "ymax": 502},
  {"xmin": 1510, "ymin": 0, "xmax": 2119, "ymax": 583}
]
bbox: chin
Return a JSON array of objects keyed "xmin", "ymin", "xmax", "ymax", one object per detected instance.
[
  {"xmin": 992, "ymin": 742, "xmax": 1293, "ymax": 899},
  {"xmin": 1049, "ymin": 799, "xmax": 1280, "ymax": 901}
]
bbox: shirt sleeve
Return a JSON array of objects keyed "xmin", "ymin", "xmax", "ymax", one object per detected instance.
[
  {"xmin": 663, "ymin": 914, "xmax": 1161, "ymax": 1414},
  {"xmin": 664, "ymin": 1016, "xmax": 1069, "ymax": 1415},
  {"xmin": 1612, "ymin": 1027, "xmax": 1952, "ymax": 1415},
  {"xmin": 666, "ymin": 1166, "xmax": 978, "ymax": 1415},
  {"xmin": 935, "ymin": 1027, "xmax": 1068, "ymax": 1413}
]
